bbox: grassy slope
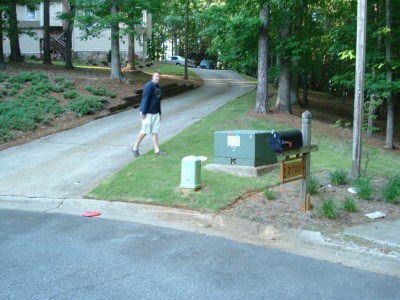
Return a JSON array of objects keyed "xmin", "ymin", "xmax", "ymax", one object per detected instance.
[{"xmin": 86, "ymin": 86, "xmax": 400, "ymax": 211}]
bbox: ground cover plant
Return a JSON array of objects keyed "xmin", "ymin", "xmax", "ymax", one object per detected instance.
[
  {"xmin": 0, "ymin": 62, "xmax": 200, "ymax": 150},
  {"xmin": 0, "ymin": 69, "xmax": 117, "ymax": 143}
]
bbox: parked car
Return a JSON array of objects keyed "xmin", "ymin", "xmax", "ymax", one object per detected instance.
[
  {"xmin": 199, "ymin": 59, "xmax": 215, "ymax": 69},
  {"xmin": 164, "ymin": 56, "xmax": 196, "ymax": 68}
]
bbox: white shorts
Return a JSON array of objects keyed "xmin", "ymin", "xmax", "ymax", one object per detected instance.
[{"xmin": 140, "ymin": 113, "xmax": 160, "ymax": 134}]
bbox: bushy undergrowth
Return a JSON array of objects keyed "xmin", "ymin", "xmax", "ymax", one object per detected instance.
[
  {"xmin": 383, "ymin": 175, "xmax": 400, "ymax": 203},
  {"xmin": 329, "ymin": 169, "xmax": 347, "ymax": 185},
  {"xmin": 85, "ymin": 85, "xmax": 116, "ymax": 98},
  {"xmin": 0, "ymin": 71, "xmax": 113, "ymax": 143},
  {"xmin": 309, "ymin": 174, "xmax": 319, "ymax": 195},
  {"xmin": 353, "ymin": 176, "xmax": 372, "ymax": 200},
  {"xmin": 68, "ymin": 96, "xmax": 108, "ymax": 115},
  {"xmin": 343, "ymin": 197, "xmax": 357, "ymax": 212},
  {"xmin": 319, "ymin": 197, "xmax": 338, "ymax": 219}
]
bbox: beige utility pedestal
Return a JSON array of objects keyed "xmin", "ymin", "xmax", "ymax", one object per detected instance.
[{"xmin": 180, "ymin": 156, "xmax": 201, "ymax": 191}]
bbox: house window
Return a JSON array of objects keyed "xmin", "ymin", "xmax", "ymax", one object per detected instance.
[{"xmin": 26, "ymin": 5, "xmax": 37, "ymax": 20}]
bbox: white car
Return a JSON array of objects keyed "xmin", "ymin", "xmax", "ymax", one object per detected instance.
[{"xmin": 164, "ymin": 55, "xmax": 196, "ymax": 68}]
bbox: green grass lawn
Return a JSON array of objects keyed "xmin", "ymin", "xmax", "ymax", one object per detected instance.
[{"xmin": 85, "ymin": 84, "xmax": 400, "ymax": 212}]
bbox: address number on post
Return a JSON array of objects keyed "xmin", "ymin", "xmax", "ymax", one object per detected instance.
[{"xmin": 280, "ymin": 155, "xmax": 305, "ymax": 183}]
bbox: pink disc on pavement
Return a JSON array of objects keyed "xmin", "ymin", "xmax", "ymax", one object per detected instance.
[{"xmin": 82, "ymin": 211, "xmax": 101, "ymax": 217}]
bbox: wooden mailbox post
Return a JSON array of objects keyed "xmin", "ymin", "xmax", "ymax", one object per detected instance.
[{"xmin": 276, "ymin": 111, "xmax": 318, "ymax": 211}]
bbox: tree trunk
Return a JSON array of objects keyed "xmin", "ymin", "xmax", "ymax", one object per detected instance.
[
  {"xmin": 302, "ymin": 72, "xmax": 308, "ymax": 106},
  {"xmin": 8, "ymin": 0, "xmax": 23, "ymax": 62},
  {"xmin": 173, "ymin": 33, "xmax": 178, "ymax": 56},
  {"xmin": 275, "ymin": 14, "xmax": 291, "ymax": 113},
  {"xmin": 125, "ymin": 24, "xmax": 136, "ymax": 70},
  {"xmin": 110, "ymin": 4, "xmax": 123, "ymax": 81},
  {"xmin": 290, "ymin": 60, "xmax": 300, "ymax": 105},
  {"xmin": 0, "ymin": 11, "xmax": 6, "ymax": 70},
  {"xmin": 184, "ymin": 0, "xmax": 189, "ymax": 80},
  {"xmin": 275, "ymin": 58, "xmax": 291, "ymax": 113},
  {"xmin": 351, "ymin": 0, "xmax": 367, "ymax": 178},
  {"xmin": 385, "ymin": 0, "xmax": 394, "ymax": 149},
  {"xmin": 65, "ymin": 4, "xmax": 75, "ymax": 69},
  {"xmin": 254, "ymin": 2, "xmax": 270, "ymax": 114},
  {"xmin": 367, "ymin": 95, "xmax": 375, "ymax": 137},
  {"xmin": 43, "ymin": 0, "xmax": 52, "ymax": 65}
]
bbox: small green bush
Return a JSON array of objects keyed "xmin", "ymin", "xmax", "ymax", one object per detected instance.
[
  {"xmin": 343, "ymin": 197, "xmax": 357, "ymax": 212},
  {"xmin": 31, "ymin": 72, "xmax": 49, "ymax": 85},
  {"xmin": 68, "ymin": 96, "xmax": 108, "ymax": 115},
  {"xmin": 63, "ymin": 90, "xmax": 79, "ymax": 99},
  {"xmin": 8, "ymin": 72, "xmax": 36, "ymax": 84},
  {"xmin": 309, "ymin": 174, "xmax": 319, "ymax": 195},
  {"xmin": 53, "ymin": 76, "xmax": 65, "ymax": 83},
  {"xmin": 0, "ymin": 117, "xmax": 12, "ymax": 142},
  {"xmin": 62, "ymin": 80, "xmax": 75, "ymax": 89},
  {"xmin": 264, "ymin": 189, "xmax": 275, "ymax": 200},
  {"xmin": 383, "ymin": 176, "xmax": 400, "ymax": 203},
  {"xmin": 329, "ymin": 169, "xmax": 347, "ymax": 185},
  {"xmin": 320, "ymin": 197, "xmax": 338, "ymax": 219},
  {"xmin": 49, "ymin": 84, "xmax": 65, "ymax": 93},
  {"xmin": 353, "ymin": 176, "xmax": 372, "ymax": 200},
  {"xmin": 0, "ymin": 72, "xmax": 8, "ymax": 83},
  {"xmin": 85, "ymin": 85, "xmax": 116, "ymax": 98}
]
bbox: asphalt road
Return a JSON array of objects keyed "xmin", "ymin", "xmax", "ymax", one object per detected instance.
[
  {"xmin": 0, "ymin": 68, "xmax": 255, "ymax": 199},
  {"xmin": 1, "ymin": 209, "xmax": 399, "ymax": 300}
]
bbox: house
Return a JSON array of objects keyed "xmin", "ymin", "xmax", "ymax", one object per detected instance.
[{"xmin": 3, "ymin": 1, "xmax": 150, "ymax": 62}]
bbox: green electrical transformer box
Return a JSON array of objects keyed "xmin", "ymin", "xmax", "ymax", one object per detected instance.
[{"xmin": 214, "ymin": 130, "xmax": 277, "ymax": 167}]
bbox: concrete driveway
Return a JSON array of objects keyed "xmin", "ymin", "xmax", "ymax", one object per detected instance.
[{"xmin": 0, "ymin": 69, "xmax": 255, "ymax": 199}]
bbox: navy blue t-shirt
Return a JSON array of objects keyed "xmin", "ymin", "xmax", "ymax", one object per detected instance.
[{"xmin": 139, "ymin": 81, "xmax": 162, "ymax": 115}]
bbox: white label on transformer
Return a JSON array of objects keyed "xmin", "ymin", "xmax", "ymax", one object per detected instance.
[{"xmin": 227, "ymin": 134, "xmax": 240, "ymax": 147}]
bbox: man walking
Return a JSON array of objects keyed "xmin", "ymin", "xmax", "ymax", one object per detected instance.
[{"xmin": 132, "ymin": 71, "xmax": 163, "ymax": 157}]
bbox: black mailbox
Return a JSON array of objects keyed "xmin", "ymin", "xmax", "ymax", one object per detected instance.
[{"xmin": 269, "ymin": 130, "xmax": 303, "ymax": 152}]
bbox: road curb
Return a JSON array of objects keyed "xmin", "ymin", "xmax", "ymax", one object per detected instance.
[{"xmin": 1, "ymin": 196, "xmax": 399, "ymax": 278}]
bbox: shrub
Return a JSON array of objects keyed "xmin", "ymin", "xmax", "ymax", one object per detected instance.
[
  {"xmin": 0, "ymin": 72, "xmax": 8, "ymax": 83},
  {"xmin": 31, "ymin": 72, "xmax": 49, "ymax": 85},
  {"xmin": 68, "ymin": 96, "xmax": 108, "ymax": 115},
  {"xmin": 329, "ymin": 169, "xmax": 347, "ymax": 185},
  {"xmin": 8, "ymin": 72, "xmax": 36, "ymax": 84},
  {"xmin": 62, "ymin": 80, "xmax": 75, "ymax": 89},
  {"xmin": 309, "ymin": 174, "xmax": 319, "ymax": 195},
  {"xmin": 383, "ymin": 176, "xmax": 400, "ymax": 203},
  {"xmin": 264, "ymin": 189, "xmax": 275, "ymax": 200},
  {"xmin": 63, "ymin": 90, "xmax": 79, "ymax": 99},
  {"xmin": 0, "ymin": 95, "xmax": 64, "ymax": 132},
  {"xmin": 85, "ymin": 85, "xmax": 116, "ymax": 98},
  {"xmin": 353, "ymin": 176, "xmax": 372, "ymax": 200},
  {"xmin": 0, "ymin": 117, "xmax": 12, "ymax": 142},
  {"xmin": 320, "ymin": 197, "xmax": 338, "ymax": 219},
  {"xmin": 53, "ymin": 76, "xmax": 64, "ymax": 83},
  {"xmin": 343, "ymin": 197, "xmax": 357, "ymax": 212},
  {"xmin": 49, "ymin": 84, "xmax": 65, "ymax": 93}
]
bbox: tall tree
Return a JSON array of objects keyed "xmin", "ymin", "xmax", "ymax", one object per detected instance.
[
  {"xmin": 184, "ymin": 0, "xmax": 189, "ymax": 79},
  {"xmin": 7, "ymin": 0, "xmax": 23, "ymax": 62},
  {"xmin": 110, "ymin": 2, "xmax": 123, "ymax": 81},
  {"xmin": 385, "ymin": 0, "xmax": 394, "ymax": 149},
  {"xmin": 275, "ymin": 6, "xmax": 291, "ymax": 113},
  {"xmin": 0, "ymin": 5, "xmax": 6, "ymax": 69},
  {"xmin": 43, "ymin": 0, "xmax": 52, "ymax": 65},
  {"xmin": 254, "ymin": 1, "xmax": 270, "ymax": 114},
  {"xmin": 63, "ymin": 1, "xmax": 75, "ymax": 69}
]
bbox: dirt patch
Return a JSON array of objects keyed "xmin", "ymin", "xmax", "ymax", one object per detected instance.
[{"xmin": 222, "ymin": 170, "xmax": 400, "ymax": 237}]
